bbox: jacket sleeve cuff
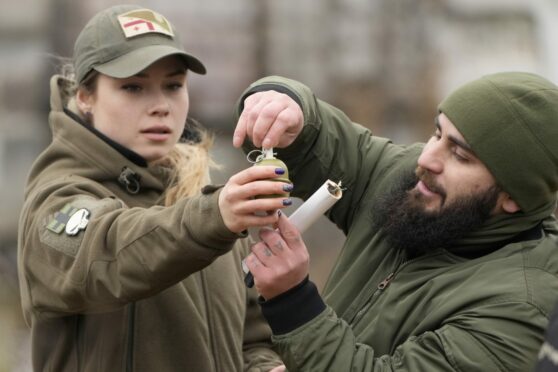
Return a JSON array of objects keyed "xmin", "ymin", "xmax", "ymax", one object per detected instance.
[
  {"xmin": 238, "ymin": 83, "xmax": 303, "ymax": 113},
  {"xmin": 258, "ymin": 277, "xmax": 326, "ymax": 335}
]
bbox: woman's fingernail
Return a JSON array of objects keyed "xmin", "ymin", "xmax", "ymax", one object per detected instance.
[
  {"xmin": 282, "ymin": 198, "xmax": 292, "ymax": 206},
  {"xmin": 278, "ymin": 210, "xmax": 282, "ymax": 217},
  {"xmin": 283, "ymin": 183, "xmax": 294, "ymax": 192},
  {"xmin": 275, "ymin": 168, "xmax": 285, "ymax": 175}
]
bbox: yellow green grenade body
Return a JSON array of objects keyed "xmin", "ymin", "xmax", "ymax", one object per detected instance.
[{"xmin": 252, "ymin": 148, "xmax": 292, "ymax": 198}]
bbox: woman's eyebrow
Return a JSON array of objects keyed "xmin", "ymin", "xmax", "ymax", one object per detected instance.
[
  {"xmin": 166, "ymin": 69, "xmax": 186, "ymax": 77},
  {"xmin": 132, "ymin": 69, "xmax": 185, "ymax": 78}
]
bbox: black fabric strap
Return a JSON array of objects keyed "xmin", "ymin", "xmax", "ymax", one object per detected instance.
[
  {"xmin": 239, "ymin": 84, "xmax": 303, "ymax": 113},
  {"xmin": 259, "ymin": 276, "xmax": 326, "ymax": 335}
]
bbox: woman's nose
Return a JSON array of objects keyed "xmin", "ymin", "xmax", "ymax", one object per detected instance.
[{"xmin": 149, "ymin": 91, "xmax": 170, "ymax": 117}]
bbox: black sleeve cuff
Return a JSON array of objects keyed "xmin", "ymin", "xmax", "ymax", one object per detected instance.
[
  {"xmin": 258, "ymin": 277, "xmax": 326, "ymax": 335},
  {"xmin": 238, "ymin": 83, "xmax": 303, "ymax": 114}
]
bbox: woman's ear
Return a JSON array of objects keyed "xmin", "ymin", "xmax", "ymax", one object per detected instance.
[{"xmin": 75, "ymin": 87, "xmax": 93, "ymax": 116}]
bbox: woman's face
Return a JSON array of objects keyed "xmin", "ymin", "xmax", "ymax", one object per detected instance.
[{"xmin": 78, "ymin": 55, "xmax": 189, "ymax": 162}]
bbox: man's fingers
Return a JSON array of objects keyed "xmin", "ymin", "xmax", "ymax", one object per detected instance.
[
  {"xmin": 245, "ymin": 253, "xmax": 263, "ymax": 272},
  {"xmin": 252, "ymin": 100, "xmax": 289, "ymax": 148},
  {"xmin": 232, "ymin": 117, "xmax": 248, "ymax": 148},
  {"xmin": 252, "ymin": 241, "xmax": 275, "ymax": 263},
  {"xmin": 259, "ymin": 226, "xmax": 289, "ymax": 255},
  {"xmin": 264, "ymin": 108, "xmax": 299, "ymax": 148},
  {"xmin": 242, "ymin": 94, "xmax": 275, "ymax": 147},
  {"xmin": 234, "ymin": 90, "xmax": 301, "ymax": 148},
  {"xmin": 276, "ymin": 210, "xmax": 304, "ymax": 247},
  {"xmin": 234, "ymin": 93, "xmax": 264, "ymax": 147}
]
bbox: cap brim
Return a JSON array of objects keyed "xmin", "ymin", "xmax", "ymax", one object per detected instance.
[{"xmin": 94, "ymin": 44, "xmax": 206, "ymax": 77}]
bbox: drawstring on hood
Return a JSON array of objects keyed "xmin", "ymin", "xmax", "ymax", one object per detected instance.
[{"xmin": 118, "ymin": 166, "xmax": 141, "ymax": 194}]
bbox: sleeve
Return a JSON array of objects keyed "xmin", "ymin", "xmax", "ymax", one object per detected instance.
[
  {"xmin": 260, "ymin": 280, "xmax": 546, "ymax": 372},
  {"xmin": 237, "ymin": 239, "xmax": 284, "ymax": 371},
  {"xmin": 18, "ymin": 182, "xmax": 241, "ymax": 318},
  {"xmin": 234, "ymin": 75, "xmax": 408, "ymax": 234}
]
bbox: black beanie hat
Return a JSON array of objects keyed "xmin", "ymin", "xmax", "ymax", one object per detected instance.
[{"xmin": 439, "ymin": 72, "xmax": 558, "ymax": 213}]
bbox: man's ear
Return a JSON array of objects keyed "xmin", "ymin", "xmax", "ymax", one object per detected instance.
[{"xmin": 500, "ymin": 192, "xmax": 521, "ymax": 214}]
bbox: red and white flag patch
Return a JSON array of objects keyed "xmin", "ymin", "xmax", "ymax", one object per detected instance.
[{"xmin": 117, "ymin": 9, "xmax": 174, "ymax": 38}]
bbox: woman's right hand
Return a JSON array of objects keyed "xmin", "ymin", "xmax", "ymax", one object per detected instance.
[
  {"xmin": 218, "ymin": 165, "xmax": 293, "ymax": 233},
  {"xmin": 233, "ymin": 90, "xmax": 304, "ymax": 149}
]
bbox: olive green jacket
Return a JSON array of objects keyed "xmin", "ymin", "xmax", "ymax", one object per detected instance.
[
  {"xmin": 236, "ymin": 76, "xmax": 558, "ymax": 371},
  {"xmin": 17, "ymin": 75, "xmax": 281, "ymax": 372}
]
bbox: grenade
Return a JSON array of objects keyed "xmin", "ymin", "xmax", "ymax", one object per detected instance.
[{"xmin": 252, "ymin": 148, "xmax": 292, "ymax": 198}]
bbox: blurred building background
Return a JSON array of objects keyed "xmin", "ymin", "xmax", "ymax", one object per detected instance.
[{"xmin": 0, "ymin": 0, "xmax": 556, "ymax": 370}]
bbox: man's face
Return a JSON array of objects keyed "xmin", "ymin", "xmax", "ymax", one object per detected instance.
[
  {"xmin": 371, "ymin": 113, "xmax": 510, "ymax": 254},
  {"xmin": 413, "ymin": 113, "xmax": 501, "ymax": 213}
]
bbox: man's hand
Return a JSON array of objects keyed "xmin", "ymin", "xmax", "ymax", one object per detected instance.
[
  {"xmin": 269, "ymin": 365, "xmax": 287, "ymax": 372},
  {"xmin": 234, "ymin": 91, "xmax": 303, "ymax": 149},
  {"xmin": 246, "ymin": 211, "xmax": 309, "ymax": 300}
]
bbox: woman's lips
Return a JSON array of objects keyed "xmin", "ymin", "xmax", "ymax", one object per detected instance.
[{"xmin": 141, "ymin": 126, "xmax": 171, "ymax": 142}]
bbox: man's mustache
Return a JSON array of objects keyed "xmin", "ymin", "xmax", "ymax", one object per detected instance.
[{"xmin": 415, "ymin": 167, "xmax": 447, "ymax": 199}]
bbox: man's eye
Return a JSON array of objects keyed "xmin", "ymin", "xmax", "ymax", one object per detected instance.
[{"xmin": 453, "ymin": 150, "xmax": 469, "ymax": 162}]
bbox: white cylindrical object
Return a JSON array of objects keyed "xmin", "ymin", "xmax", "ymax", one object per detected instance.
[
  {"xmin": 288, "ymin": 179, "xmax": 343, "ymax": 233},
  {"xmin": 241, "ymin": 179, "xmax": 343, "ymax": 277}
]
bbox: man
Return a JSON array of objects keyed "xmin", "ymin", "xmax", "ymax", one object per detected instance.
[{"xmin": 233, "ymin": 72, "xmax": 558, "ymax": 371}]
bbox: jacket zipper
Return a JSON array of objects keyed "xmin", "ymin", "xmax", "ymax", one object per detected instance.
[
  {"xmin": 126, "ymin": 303, "xmax": 136, "ymax": 372},
  {"xmin": 349, "ymin": 271, "xmax": 395, "ymax": 325},
  {"xmin": 348, "ymin": 251, "xmax": 445, "ymax": 326},
  {"xmin": 75, "ymin": 314, "xmax": 82, "ymax": 372},
  {"xmin": 200, "ymin": 271, "xmax": 218, "ymax": 372},
  {"xmin": 377, "ymin": 272, "xmax": 395, "ymax": 290}
]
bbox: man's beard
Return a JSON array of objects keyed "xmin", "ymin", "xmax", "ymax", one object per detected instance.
[{"xmin": 371, "ymin": 168, "xmax": 501, "ymax": 256}]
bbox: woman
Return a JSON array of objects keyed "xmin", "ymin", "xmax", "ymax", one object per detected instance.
[{"xmin": 17, "ymin": 5, "xmax": 288, "ymax": 371}]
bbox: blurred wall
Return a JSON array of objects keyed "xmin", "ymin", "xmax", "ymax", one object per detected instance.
[{"xmin": 0, "ymin": 0, "xmax": 556, "ymax": 370}]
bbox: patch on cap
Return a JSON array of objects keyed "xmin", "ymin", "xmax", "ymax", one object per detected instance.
[{"xmin": 117, "ymin": 9, "xmax": 174, "ymax": 39}]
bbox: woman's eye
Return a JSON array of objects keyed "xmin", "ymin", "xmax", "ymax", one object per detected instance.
[
  {"xmin": 166, "ymin": 82, "xmax": 183, "ymax": 91},
  {"xmin": 122, "ymin": 84, "xmax": 142, "ymax": 92}
]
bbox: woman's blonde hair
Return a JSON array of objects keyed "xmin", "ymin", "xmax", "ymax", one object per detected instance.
[{"xmin": 156, "ymin": 123, "xmax": 220, "ymax": 206}]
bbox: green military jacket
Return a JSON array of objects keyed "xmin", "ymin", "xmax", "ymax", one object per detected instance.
[
  {"xmin": 236, "ymin": 76, "xmax": 558, "ymax": 371},
  {"xmin": 17, "ymin": 75, "xmax": 281, "ymax": 372}
]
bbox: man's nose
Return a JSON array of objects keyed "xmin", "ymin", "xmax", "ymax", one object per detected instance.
[{"xmin": 417, "ymin": 142, "xmax": 444, "ymax": 174}]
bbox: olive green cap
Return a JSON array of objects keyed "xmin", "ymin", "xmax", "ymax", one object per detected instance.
[
  {"xmin": 73, "ymin": 4, "xmax": 206, "ymax": 83},
  {"xmin": 439, "ymin": 72, "xmax": 558, "ymax": 213}
]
